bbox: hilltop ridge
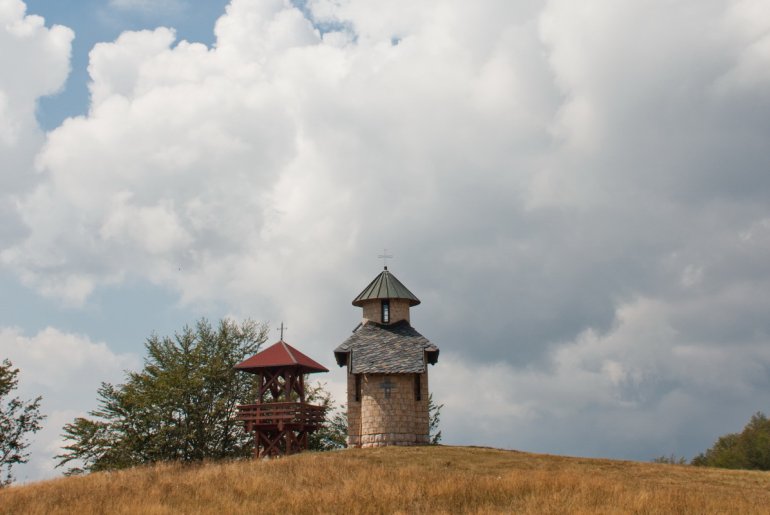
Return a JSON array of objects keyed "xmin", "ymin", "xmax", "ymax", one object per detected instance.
[{"xmin": 2, "ymin": 446, "xmax": 769, "ymax": 514}]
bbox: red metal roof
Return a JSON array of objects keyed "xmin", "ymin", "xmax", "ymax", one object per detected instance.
[{"xmin": 235, "ymin": 340, "xmax": 329, "ymax": 374}]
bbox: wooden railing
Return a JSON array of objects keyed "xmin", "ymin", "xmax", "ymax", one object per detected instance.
[{"xmin": 236, "ymin": 402, "xmax": 326, "ymax": 430}]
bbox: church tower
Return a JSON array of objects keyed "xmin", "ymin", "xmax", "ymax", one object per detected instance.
[{"xmin": 334, "ymin": 266, "xmax": 439, "ymax": 447}]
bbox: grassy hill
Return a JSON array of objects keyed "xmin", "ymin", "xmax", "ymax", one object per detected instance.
[{"xmin": 2, "ymin": 446, "xmax": 769, "ymax": 514}]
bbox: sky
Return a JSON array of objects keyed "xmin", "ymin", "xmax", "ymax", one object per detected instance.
[{"xmin": 2, "ymin": 0, "xmax": 770, "ymax": 483}]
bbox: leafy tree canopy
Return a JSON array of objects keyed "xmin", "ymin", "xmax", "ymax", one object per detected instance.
[
  {"xmin": 429, "ymin": 393, "xmax": 443, "ymax": 445},
  {"xmin": 306, "ymin": 383, "xmax": 347, "ymax": 452},
  {"xmin": 57, "ymin": 318, "xmax": 269, "ymax": 474},
  {"xmin": 0, "ymin": 359, "xmax": 45, "ymax": 486},
  {"xmin": 692, "ymin": 412, "xmax": 770, "ymax": 470}
]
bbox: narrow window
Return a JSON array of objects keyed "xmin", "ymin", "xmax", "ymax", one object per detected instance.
[
  {"xmin": 414, "ymin": 373, "xmax": 422, "ymax": 401},
  {"xmin": 382, "ymin": 300, "xmax": 390, "ymax": 324},
  {"xmin": 355, "ymin": 374, "xmax": 362, "ymax": 402}
]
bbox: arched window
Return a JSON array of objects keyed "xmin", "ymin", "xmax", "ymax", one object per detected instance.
[{"xmin": 381, "ymin": 300, "xmax": 390, "ymax": 323}]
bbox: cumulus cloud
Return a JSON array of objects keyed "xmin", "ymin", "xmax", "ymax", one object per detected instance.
[
  {"xmin": 0, "ymin": 327, "xmax": 138, "ymax": 481},
  {"xmin": 3, "ymin": 0, "xmax": 770, "ymax": 471},
  {"xmin": 434, "ymin": 296, "xmax": 770, "ymax": 459},
  {"xmin": 0, "ymin": 0, "xmax": 72, "ymax": 245}
]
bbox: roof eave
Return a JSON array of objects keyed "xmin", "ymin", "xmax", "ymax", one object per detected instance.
[
  {"xmin": 235, "ymin": 363, "xmax": 329, "ymax": 374},
  {"xmin": 334, "ymin": 351, "xmax": 349, "ymax": 368}
]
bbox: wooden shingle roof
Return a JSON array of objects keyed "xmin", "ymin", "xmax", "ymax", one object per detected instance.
[{"xmin": 334, "ymin": 320, "xmax": 439, "ymax": 373}]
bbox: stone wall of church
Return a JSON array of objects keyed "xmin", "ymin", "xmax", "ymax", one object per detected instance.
[
  {"xmin": 346, "ymin": 372, "xmax": 362, "ymax": 447},
  {"xmin": 346, "ymin": 371, "xmax": 429, "ymax": 447},
  {"xmin": 361, "ymin": 301, "xmax": 379, "ymax": 324},
  {"xmin": 389, "ymin": 299, "xmax": 411, "ymax": 324},
  {"xmin": 361, "ymin": 299, "xmax": 411, "ymax": 325}
]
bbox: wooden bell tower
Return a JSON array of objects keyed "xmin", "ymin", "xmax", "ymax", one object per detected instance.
[{"xmin": 235, "ymin": 337, "xmax": 329, "ymax": 457}]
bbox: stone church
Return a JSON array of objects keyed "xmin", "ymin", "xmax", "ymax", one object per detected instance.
[{"xmin": 334, "ymin": 266, "xmax": 439, "ymax": 447}]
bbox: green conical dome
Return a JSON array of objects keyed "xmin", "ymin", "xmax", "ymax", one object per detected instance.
[{"xmin": 352, "ymin": 267, "xmax": 421, "ymax": 307}]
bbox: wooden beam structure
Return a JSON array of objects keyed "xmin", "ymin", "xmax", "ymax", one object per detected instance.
[{"xmin": 234, "ymin": 339, "xmax": 328, "ymax": 458}]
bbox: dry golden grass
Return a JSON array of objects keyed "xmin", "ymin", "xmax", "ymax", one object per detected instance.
[{"xmin": 2, "ymin": 446, "xmax": 770, "ymax": 514}]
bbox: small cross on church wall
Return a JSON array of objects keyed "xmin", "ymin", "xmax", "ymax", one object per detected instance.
[{"xmin": 379, "ymin": 377, "xmax": 396, "ymax": 399}]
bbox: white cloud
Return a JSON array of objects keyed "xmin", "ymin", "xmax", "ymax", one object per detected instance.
[
  {"xmin": 0, "ymin": 327, "xmax": 138, "ymax": 482},
  {"xmin": 88, "ymin": 27, "xmax": 180, "ymax": 106},
  {"xmin": 0, "ymin": 0, "xmax": 72, "ymax": 245}
]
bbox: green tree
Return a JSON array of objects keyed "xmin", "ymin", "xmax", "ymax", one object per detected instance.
[
  {"xmin": 0, "ymin": 359, "xmax": 45, "ymax": 486},
  {"xmin": 56, "ymin": 318, "xmax": 268, "ymax": 474},
  {"xmin": 306, "ymin": 383, "xmax": 347, "ymax": 451},
  {"xmin": 741, "ymin": 412, "xmax": 770, "ymax": 469},
  {"xmin": 428, "ymin": 393, "xmax": 443, "ymax": 445},
  {"xmin": 692, "ymin": 412, "xmax": 770, "ymax": 470}
]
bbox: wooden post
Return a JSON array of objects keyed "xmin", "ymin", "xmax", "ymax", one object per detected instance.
[
  {"xmin": 285, "ymin": 369, "xmax": 291, "ymax": 401},
  {"xmin": 299, "ymin": 373, "xmax": 305, "ymax": 403}
]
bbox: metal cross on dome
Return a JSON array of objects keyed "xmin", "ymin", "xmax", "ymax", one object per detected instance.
[
  {"xmin": 277, "ymin": 322, "xmax": 287, "ymax": 341},
  {"xmin": 378, "ymin": 249, "xmax": 393, "ymax": 269}
]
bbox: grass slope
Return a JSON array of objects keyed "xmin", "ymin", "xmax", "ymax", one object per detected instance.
[{"xmin": 2, "ymin": 446, "xmax": 769, "ymax": 514}]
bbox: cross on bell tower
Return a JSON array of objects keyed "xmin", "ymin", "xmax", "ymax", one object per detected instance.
[{"xmin": 378, "ymin": 249, "xmax": 393, "ymax": 269}]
